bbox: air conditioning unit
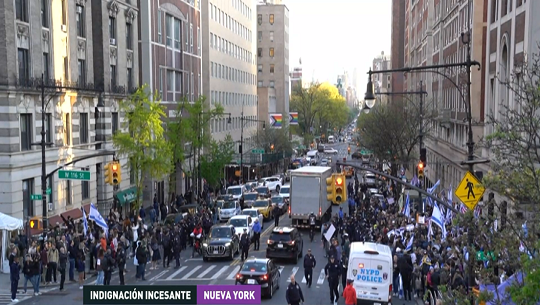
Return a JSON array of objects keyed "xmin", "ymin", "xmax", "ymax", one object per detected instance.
[
  {"xmin": 48, "ymin": 202, "xmax": 53, "ymax": 211},
  {"xmin": 61, "ymin": 24, "xmax": 67, "ymax": 32},
  {"xmin": 110, "ymin": 38, "xmax": 116, "ymax": 45},
  {"xmin": 76, "ymin": 6, "xmax": 83, "ymax": 13}
]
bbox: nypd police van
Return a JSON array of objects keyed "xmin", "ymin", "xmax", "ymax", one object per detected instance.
[{"xmin": 347, "ymin": 242, "xmax": 393, "ymax": 305}]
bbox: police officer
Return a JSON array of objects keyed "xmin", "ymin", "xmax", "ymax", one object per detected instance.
[
  {"xmin": 324, "ymin": 255, "xmax": 341, "ymax": 304},
  {"xmin": 285, "ymin": 275, "xmax": 304, "ymax": 305},
  {"xmin": 272, "ymin": 204, "xmax": 281, "ymax": 227},
  {"xmin": 341, "ymin": 252, "xmax": 348, "ymax": 292},
  {"xmin": 240, "ymin": 229, "xmax": 250, "ymax": 260},
  {"xmin": 303, "ymin": 249, "xmax": 316, "ymax": 288}
]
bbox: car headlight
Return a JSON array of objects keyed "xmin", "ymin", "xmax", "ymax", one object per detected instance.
[
  {"xmin": 225, "ymin": 243, "xmax": 231, "ymax": 247},
  {"xmin": 202, "ymin": 243, "xmax": 208, "ymax": 247}
]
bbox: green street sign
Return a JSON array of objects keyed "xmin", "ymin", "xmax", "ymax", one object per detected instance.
[
  {"xmin": 58, "ymin": 170, "xmax": 91, "ymax": 181},
  {"xmin": 46, "ymin": 188, "xmax": 51, "ymax": 195},
  {"xmin": 31, "ymin": 194, "xmax": 42, "ymax": 200},
  {"xmin": 251, "ymin": 148, "xmax": 265, "ymax": 154}
]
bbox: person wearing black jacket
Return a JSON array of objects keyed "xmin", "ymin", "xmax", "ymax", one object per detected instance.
[
  {"xmin": 303, "ymin": 249, "xmax": 316, "ymax": 288},
  {"xmin": 240, "ymin": 229, "xmax": 250, "ymax": 260},
  {"xmin": 340, "ymin": 252, "xmax": 348, "ymax": 292},
  {"xmin": 10, "ymin": 255, "xmax": 20, "ymax": 303},
  {"xmin": 398, "ymin": 251, "xmax": 414, "ymax": 301},
  {"xmin": 116, "ymin": 243, "xmax": 126, "ymax": 285},
  {"xmin": 58, "ymin": 247, "xmax": 68, "ymax": 291},
  {"xmin": 285, "ymin": 275, "xmax": 304, "ymax": 305},
  {"xmin": 324, "ymin": 255, "xmax": 342, "ymax": 304},
  {"xmin": 135, "ymin": 242, "xmax": 147, "ymax": 281},
  {"xmin": 272, "ymin": 205, "xmax": 280, "ymax": 227},
  {"xmin": 68, "ymin": 240, "xmax": 78, "ymax": 282}
]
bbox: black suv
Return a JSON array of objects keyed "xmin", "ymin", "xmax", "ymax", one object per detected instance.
[
  {"xmin": 266, "ymin": 227, "xmax": 303, "ymax": 264},
  {"xmin": 202, "ymin": 224, "xmax": 239, "ymax": 261}
]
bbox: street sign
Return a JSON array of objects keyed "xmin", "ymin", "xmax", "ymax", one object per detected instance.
[
  {"xmin": 31, "ymin": 194, "xmax": 42, "ymax": 200},
  {"xmin": 455, "ymin": 171, "xmax": 485, "ymax": 210},
  {"xmin": 46, "ymin": 188, "xmax": 51, "ymax": 195},
  {"xmin": 58, "ymin": 170, "xmax": 91, "ymax": 181},
  {"xmin": 251, "ymin": 148, "xmax": 265, "ymax": 154}
]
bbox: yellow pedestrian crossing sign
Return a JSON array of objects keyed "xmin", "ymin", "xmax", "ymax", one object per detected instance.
[{"xmin": 455, "ymin": 171, "xmax": 485, "ymax": 210}]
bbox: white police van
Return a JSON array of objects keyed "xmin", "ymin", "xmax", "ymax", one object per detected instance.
[{"xmin": 347, "ymin": 242, "xmax": 393, "ymax": 305}]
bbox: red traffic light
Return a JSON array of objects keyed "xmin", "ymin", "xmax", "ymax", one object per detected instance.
[{"xmin": 335, "ymin": 177, "xmax": 343, "ymax": 186}]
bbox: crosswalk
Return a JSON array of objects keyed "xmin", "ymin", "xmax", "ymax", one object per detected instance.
[{"xmin": 0, "ymin": 293, "xmax": 31, "ymax": 305}]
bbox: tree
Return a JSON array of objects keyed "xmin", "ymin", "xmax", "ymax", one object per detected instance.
[
  {"xmin": 253, "ymin": 127, "xmax": 293, "ymax": 155},
  {"xmin": 356, "ymin": 97, "xmax": 435, "ymax": 171},
  {"xmin": 166, "ymin": 96, "xmax": 225, "ymax": 194},
  {"xmin": 112, "ymin": 87, "xmax": 172, "ymax": 209},
  {"xmin": 200, "ymin": 134, "xmax": 235, "ymax": 189}
]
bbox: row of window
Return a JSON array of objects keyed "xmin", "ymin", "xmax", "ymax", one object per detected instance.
[
  {"xmin": 491, "ymin": 0, "xmax": 526, "ymax": 24},
  {"xmin": 210, "ymin": 33, "xmax": 254, "ymax": 64},
  {"xmin": 257, "ymin": 47, "xmax": 275, "ymax": 58},
  {"xmin": 257, "ymin": 30, "xmax": 274, "ymax": 42},
  {"xmin": 210, "ymin": 115, "xmax": 257, "ymax": 134},
  {"xmin": 209, "ymin": 91, "xmax": 257, "ymax": 108},
  {"xmin": 160, "ymin": 70, "xmax": 201, "ymax": 102},
  {"xmin": 257, "ymin": 14, "xmax": 274, "ymax": 26},
  {"xmin": 257, "ymin": 80, "xmax": 275, "ymax": 88},
  {"xmin": 231, "ymin": 0, "xmax": 252, "ymax": 19},
  {"xmin": 158, "ymin": 12, "xmax": 200, "ymax": 56},
  {"xmin": 210, "ymin": 3, "xmax": 253, "ymax": 42},
  {"xmin": 20, "ymin": 112, "xmax": 119, "ymax": 152},
  {"xmin": 257, "ymin": 64, "xmax": 275, "ymax": 74},
  {"xmin": 210, "ymin": 62, "xmax": 256, "ymax": 85}
]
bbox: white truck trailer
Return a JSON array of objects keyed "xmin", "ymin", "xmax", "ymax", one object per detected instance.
[{"xmin": 288, "ymin": 166, "xmax": 333, "ymax": 228}]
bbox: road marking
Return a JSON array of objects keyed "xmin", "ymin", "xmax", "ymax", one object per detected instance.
[
  {"xmin": 286, "ymin": 267, "xmax": 299, "ymax": 282},
  {"xmin": 166, "ymin": 266, "xmax": 187, "ymax": 280},
  {"xmin": 317, "ymin": 269, "xmax": 326, "ymax": 285},
  {"xmin": 211, "ymin": 266, "xmax": 230, "ymax": 279},
  {"xmin": 301, "ymin": 273, "xmax": 307, "ymax": 284},
  {"xmin": 185, "ymin": 258, "xmax": 203, "ymax": 261},
  {"xmin": 149, "ymin": 270, "xmax": 168, "ymax": 282},
  {"xmin": 226, "ymin": 266, "xmax": 240, "ymax": 280},
  {"xmin": 278, "ymin": 265, "xmax": 285, "ymax": 275},
  {"xmin": 197, "ymin": 265, "xmax": 216, "ymax": 278},
  {"xmin": 181, "ymin": 265, "xmax": 202, "ymax": 280}
]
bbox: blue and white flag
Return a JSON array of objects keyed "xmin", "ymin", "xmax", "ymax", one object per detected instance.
[
  {"xmin": 81, "ymin": 207, "xmax": 88, "ymax": 236},
  {"xmin": 89, "ymin": 203, "xmax": 109, "ymax": 237},
  {"xmin": 411, "ymin": 175, "xmax": 419, "ymax": 187},
  {"xmin": 406, "ymin": 234, "xmax": 414, "ymax": 252},
  {"xmin": 523, "ymin": 222, "xmax": 528, "ymax": 238},
  {"xmin": 431, "ymin": 203, "xmax": 447, "ymax": 240},
  {"xmin": 427, "ymin": 180, "xmax": 440, "ymax": 194},
  {"xmin": 446, "ymin": 186, "xmax": 453, "ymax": 223},
  {"xmin": 403, "ymin": 192, "xmax": 411, "ymax": 218}
]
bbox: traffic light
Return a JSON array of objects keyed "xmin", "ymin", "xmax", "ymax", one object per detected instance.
[
  {"xmin": 334, "ymin": 174, "xmax": 347, "ymax": 203},
  {"xmin": 111, "ymin": 161, "xmax": 121, "ymax": 186},
  {"xmin": 104, "ymin": 162, "xmax": 113, "ymax": 185},
  {"xmin": 347, "ymin": 146, "xmax": 351, "ymax": 154},
  {"xmin": 420, "ymin": 148, "xmax": 427, "ymax": 166},
  {"xmin": 417, "ymin": 161, "xmax": 425, "ymax": 180},
  {"xmin": 29, "ymin": 217, "xmax": 42, "ymax": 230},
  {"xmin": 326, "ymin": 176, "xmax": 335, "ymax": 202}
]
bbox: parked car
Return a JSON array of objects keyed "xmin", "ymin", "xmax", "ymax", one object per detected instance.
[
  {"xmin": 234, "ymin": 258, "xmax": 281, "ymax": 298},
  {"xmin": 242, "ymin": 208, "xmax": 264, "ymax": 228},
  {"xmin": 202, "ymin": 224, "xmax": 239, "ymax": 261},
  {"xmin": 266, "ymin": 227, "xmax": 304, "ymax": 264},
  {"xmin": 259, "ymin": 177, "xmax": 282, "ymax": 192}
]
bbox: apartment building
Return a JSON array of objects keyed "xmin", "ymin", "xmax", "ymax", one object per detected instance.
[
  {"xmin": 0, "ymin": 0, "xmax": 138, "ymax": 220},
  {"xmin": 256, "ymin": 3, "xmax": 290, "ymax": 123},
  {"xmin": 290, "ymin": 66, "xmax": 302, "ymax": 93},
  {"xmin": 372, "ymin": 52, "xmax": 392, "ymax": 105},
  {"xmin": 139, "ymin": 0, "xmax": 201, "ymax": 201},
  {"xmin": 201, "ymin": 0, "xmax": 258, "ymax": 156},
  {"xmin": 403, "ymin": 0, "xmax": 487, "ymax": 190},
  {"xmin": 390, "ymin": 0, "xmax": 406, "ymax": 101}
]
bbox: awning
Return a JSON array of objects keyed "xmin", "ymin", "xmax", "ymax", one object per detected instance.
[{"xmin": 115, "ymin": 187, "xmax": 141, "ymax": 206}]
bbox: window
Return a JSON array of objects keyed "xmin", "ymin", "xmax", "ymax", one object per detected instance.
[
  {"xmin": 109, "ymin": 17, "xmax": 116, "ymax": 40},
  {"xmin": 20, "ymin": 114, "xmax": 32, "ymax": 151},
  {"xmin": 76, "ymin": 5, "xmax": 84, "ymax": 37},
  {"xmin": 65, "ymin": 181, "xmax": 72, "ymax": 205},
  {"xmin": 269, "ymin": 81, "xmax": 275, "ymax": 88},
  {"xmin": 269, "ymin": 14, "xmax": 274, "ymax": 24},
  {"xmin": 269, "ymin": 31, "xmax": 274, "ymax": 42},
  {"xmin": 127, "ymin": 68, "xmax": 133, "ymax": 90},
  {"xmin": 269, "ymin": 48, "xmax": 274, "ymax": 57},
  {"xmin": 166, "ymin": 15, "xmax": 172, "ymax": 47},
  {"xmin": 197, "ymin": 26, "xmax": 201, "ymax": 55},
  {"xmin": 174, "ymin": 18, "xmax": 180, "ymax": 49},
  {"xmin": 43, "ymin": 53, "xmax": 49, "ymax": 79},
  {"xmin": 112, "ymin": 112, "xmax": 119, "ymax": 134},
  {"xmin": 159, "ymin": 69, "xmax": 163, "ymax": 97},
  {"xmin": 257, "ymin": 48, "xmax": 262, "ymax": 57},
  {"xmin": 257, "ymin": 81, "xmax": 263, "ymax": 87},
  {"xmin": 257, "ymin": 14, "xmax": 262, "ymax": 25},
  {"xmin": 258, "ymin": 31, "xmax": 262, "ymax": 41},
  {"xmin": 190, "ymin": 72, "xmax": 194, "ymax": 101},
  {"xmin": 44, "ymin": 113, "xmax": 52, "ymax": 143},
  {"xmin": 22, "ymin": 179, "xmax": 34, "ymax": 218},
  {"xmin": 167, "ymin": 70, "xmax": 174, "ymax": 93},
  {"xmin": 258, "ymin": 65, "xmax": 262, "ymax": 73},
  {"xmin": 126, "ymin": 23, "xmax": 132, "ymax": 49},
  {"xmin": 190, "ymin": 23, "xmax": 193, "ymax": 53},
  {"xmin": 15, "ymin": 0, "xmax": 28, "ymax": 22},
  {"xmin": 64, "ymin": 113, "xmax": 71, "ymax": 146},
  {"xmin": 61, "ymin": 0, "xmax": 66, "ymax": 25},
  {"xmin": 270, "ymin": 64, "xmax": 274, "ymax": 74},
  {"xmin": 110, "ymin": 65, "xmax": 116, "ymax": 88},
  {"xmin": 78, "ymin": 59, "xmax": 86, "ymax": 85},
  {"xmin": 175, "ymin": 71, "xmax": 182, "ymax": 93},
  {"xmin": 79, "ymin": 113, "xmax": 88, "ymax": 143},
  {"xmin": 198, "ymin": 73, "xmax": 201, "ymax": 97},
  {"xmin": 81, "ymin": 167, "xmax": 90, "ymax": 200},
  {"xmin": 41, "ymin": 0, "xmax": 49, "ymax": 28},
  {"xmin": 18, "ymin": 48, "xmax": 29, "ymax": 84},
  {"xmin": 63, "ymin": 56, "xmax": 69, "ymax": 80},
  {"xmin": 157, "ymin": 10, "xmax": 162, "ymax": 43}
]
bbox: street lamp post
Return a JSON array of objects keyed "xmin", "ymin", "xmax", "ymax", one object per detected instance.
[{"xmin": 239, "ymin": 111, "xmax": 266, "ymax": 183}]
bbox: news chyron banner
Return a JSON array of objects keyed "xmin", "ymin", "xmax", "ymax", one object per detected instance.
[{"xmin": 83, "ymin": 285, "xmax": 261, "ymax": 305}]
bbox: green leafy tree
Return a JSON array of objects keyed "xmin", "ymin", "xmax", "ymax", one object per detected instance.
[
  {"xmin": 112, "ymin": 87, "xmax": 172, "ymax": 208},
  {"xmin": 253, "ymin": 127, "xmax": 293, "ymax": 155},
  {"xmin": 200, "ymin": 134, "xmax": 235, "ymax": 189}
]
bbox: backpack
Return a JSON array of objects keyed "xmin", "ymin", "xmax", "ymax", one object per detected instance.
[{"xmin": 162, "ymin": 235, "xmax": 170, "ymax": 249}]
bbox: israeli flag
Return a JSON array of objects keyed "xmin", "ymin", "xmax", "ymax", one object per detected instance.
[
  {"xmin": 89, "ymin": 203, "xmax": 109, "ymax": 237},
  {"xmin": 431, "ymin": 203, "xmax": 447, "ymax": 240},
  {"xmin": 427, "ymin": 180, "xmax": 440, "ymax": 194},
  {"xmin": 523, "ymin": 222, "xmax": 528, "ymax": 238},
  {"xmin": 81, "ymin": 207, "xmax": 88, "ymax": 236},
  {"xmin": 406, "ymin": 234, "xmax": 414, "ymax": 252},
  {"xmin": 403, "ymin": 192, "xmax": 411, "ymax": 218}
]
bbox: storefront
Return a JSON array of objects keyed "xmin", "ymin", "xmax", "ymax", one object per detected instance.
[{"xmin": 114, "ymin": 187, "xmax": 141, "ymax": 216}]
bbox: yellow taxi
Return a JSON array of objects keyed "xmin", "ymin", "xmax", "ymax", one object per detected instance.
[{"xmin": 251, "ymin": 198, "xmax": 273, "ymax": 220}]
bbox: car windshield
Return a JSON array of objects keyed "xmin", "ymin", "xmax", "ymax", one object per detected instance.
[
  {"xmin": 229, "ymin": 218, "xmax": 247, "ymax": 227},
  {"xmin": 222, "ymin": 201, "xmax": 236, "ymax": 209},
  {"xmin": 242, "ymin": 210, "xmax": 257, "ymax": 217},
  {"xmin": 244, "ymin": 193, "xmax": 258, "ymax": 201},
  {"xmin": 256, "ymin": 187, "xmax": 268, "ymax": 193},
  {"xmin": 210, "ymin": 227, "xmax": 232, "ymax": 238},
  {"xmin": 227, "ymin": 188, "xmax": 242, "ymax": 195},
  {"xmin": 241, "ymin": 262, "xmax": 267, "ymax": 272},
  {"xmin": 253, "ymin": 200, "xmax": 268, "ymax": 208},
  {"xmin": 280, "ymin": 187, "xmax": 290, "ymax": 194},
  {"xmin": 270, "ymin": 232, "xmax": 292, "ymax": 242},
  {"xmin": 272, "ymin": 197, "xmax": 283, "ymax": 204}
]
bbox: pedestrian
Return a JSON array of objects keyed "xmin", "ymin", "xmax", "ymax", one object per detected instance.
[
  {"xmin": 77, "ymin": 252, "xmax": 86, "ymax": 289},
  {"xmin": 96, "ymin": 249, "xmax": 104, "ymax": 285},
  {"xmin": 116, "ymin": 242, "xmax": 126, "ymax": 285},
  {"xmin": 324, "ymin": 255, "xmax": 341, "ymax": 304},
  {"xmin": 303, "ymin": 249, "xmax": 316, "ymax": 288},
  {"xmin": 342, "ymin": 279, "xmax": 357, "ymax": 305},
  {"xmin": 47, "ymin": 243, "xmax": 59, "ymax": 284},
  {"xmin": 252, "ymin": 219, "xmax": 261, "ymax": 250},
  {"xmin": 273, "ymin": 205, "xmax": 280, "ymax": 227},
  {"xmin": 341, "ymin": 252, "xmax": 348, "ymax": 291},
  {"xmin": 135, "ymin": 241, "xmax": 147, "ymax": 281},
  {"xmin": 10, "ymin": 255, "xmax": 20, "ymax": 303},
  {"xmin": 240, "ymin": 229, "xmax": 250, "ymax": 260},
  {"xmin": 285, "ymin": 275, "xmax": 304, "ymax": 305},
  {"xmin": 58, "ymin": 247, "xmax": 67, "ymax": 291}
]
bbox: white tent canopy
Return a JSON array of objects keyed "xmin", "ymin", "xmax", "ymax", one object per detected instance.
[{"xmin": 0, "ymin": 212, "xmax": 23, "ymax": 231}]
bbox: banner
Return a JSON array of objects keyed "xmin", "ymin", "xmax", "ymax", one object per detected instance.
[
  {"xmin": 269, "ymin": 113, "xmax": 282, "ymax": 128},
  {"xmin": 289, "ymin": 112, "xmax": 298, "ymax": 125}
]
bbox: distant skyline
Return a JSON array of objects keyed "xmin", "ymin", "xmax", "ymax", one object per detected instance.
[{"xmin": 283, "ymin": 0, "xmax": 391, "ymax": 88}]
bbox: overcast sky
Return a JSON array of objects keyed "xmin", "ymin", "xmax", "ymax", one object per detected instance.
[{"xmin": 283, "ymin": 0, "xmax": 391, "ymax": 87}]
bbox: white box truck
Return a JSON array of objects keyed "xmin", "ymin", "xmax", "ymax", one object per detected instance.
[{"xmin": 288, "ymin": 166, "xmax": 333, "ymax": 228}]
